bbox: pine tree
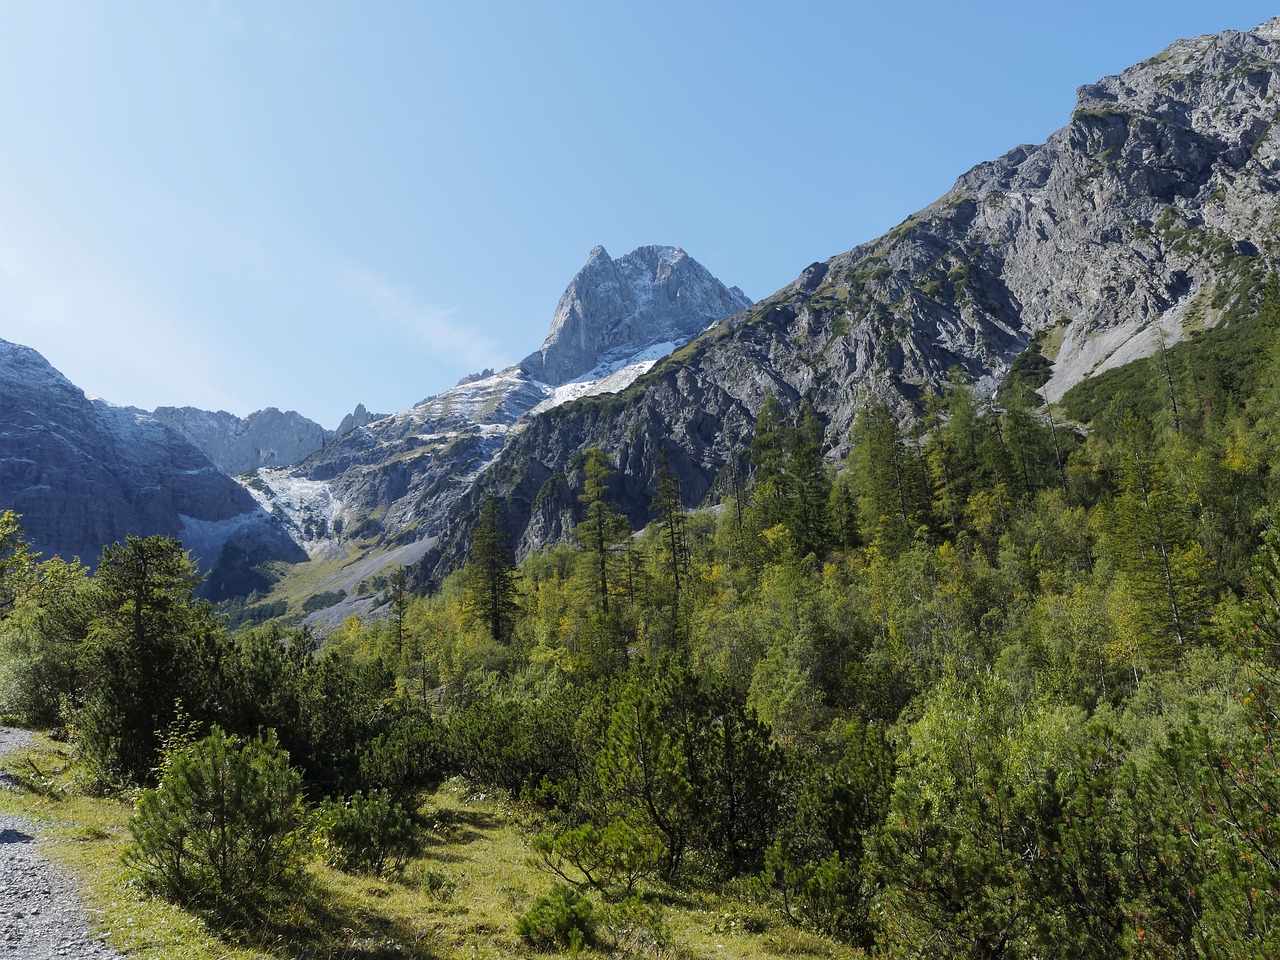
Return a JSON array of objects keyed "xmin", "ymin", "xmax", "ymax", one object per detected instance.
[
  {"xmin": 79, "ymin": 535, "xmax": 223, "ymax": 785},
  {"xmin": 464, "ymin": 500, "xmax": 518, "ymax": 644},
  {"xmin": 0, "ymin": 510, "xmax": 38, "ymax": 618},
  {"xmin": 850, "ymin": 402, "xmax": 927, "ymax": 551},
  {"xmin": 1105, "ymin": 417, "xmax": 1213, "ymax": 664}
]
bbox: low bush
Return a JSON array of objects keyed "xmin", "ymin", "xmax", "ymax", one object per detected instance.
[
  {"xmin": 316, "ymin": 788, "xmax": 420, "ymax": 875},
  {"xmin": 532, "ymin": 819, "xmax": 663, "ymax": 896},
  {"xmin": 125, "ymin": 727, "xmax": 309, "ymax": 925},
  {"xmin": 516, "ymin": 882, "xmax": 596, "ymax": 951}
]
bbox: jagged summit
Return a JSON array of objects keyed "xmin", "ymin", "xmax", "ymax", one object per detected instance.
[{"xmin": 519, "ymin": 245, "xmax": 752, "ymax": 385}]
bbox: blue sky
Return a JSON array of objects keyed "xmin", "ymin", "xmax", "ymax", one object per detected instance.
[{"xmin": 0, "ymin": 2, "xmax": 1275, "ymax": 428}]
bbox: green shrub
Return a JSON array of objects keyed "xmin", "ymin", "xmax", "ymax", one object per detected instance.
[
  {"xmin": 415, "ymin": 866, "xmax": 457, "ymax": 901},
  {"xmin": 600, "ymin": 895, "xmax": 671, "ymax": 955},
  {"xmin": 532, "ymin": 819, "xmax": 663, "ymax": 896},
  {"xmin": 316, "ymin": 789, "xmax": 420, "ymax": 876},
  {"xmin": 125, "ymin": 727, "xmax": 308, "ymax": 925},
  {"xmin": 516, "ymin": 882, "xmax": 596, "ymax": 951}
]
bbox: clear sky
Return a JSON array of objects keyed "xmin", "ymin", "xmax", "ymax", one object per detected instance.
[{"xmin": 0, "ymin": 2, "xmax": 1275, "ymax": 428}]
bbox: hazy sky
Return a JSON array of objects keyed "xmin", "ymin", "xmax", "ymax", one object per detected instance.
[{"xmin": 1, "ymin": 2, "xmax": 1275, "ymax": 428}]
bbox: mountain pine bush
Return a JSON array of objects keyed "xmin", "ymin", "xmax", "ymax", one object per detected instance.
[{"xmin": 125, "ymin": 727, "xmax": 309, "ymax": 925}]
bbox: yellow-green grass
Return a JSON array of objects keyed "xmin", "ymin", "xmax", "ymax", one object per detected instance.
[{"xmin": 1, "ymin": 735, "xmax": 860, "ymax": 959}]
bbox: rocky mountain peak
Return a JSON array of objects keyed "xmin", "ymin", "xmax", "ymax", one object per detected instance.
[
  {"xmin": 151, "ymin": 405, "xmax": 330, "ymax": 476},
  {"xmin": 519, "ymin": 245, "xmax": 752, "ymax": 385},
  {"xmin": 334, "ymin": 403, "xmax": 384, "ymax": 438}
]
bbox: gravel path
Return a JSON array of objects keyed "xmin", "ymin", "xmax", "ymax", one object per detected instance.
[{"xmin": 0, "ymin": 727, "xmax": 121, "ymax": 959}]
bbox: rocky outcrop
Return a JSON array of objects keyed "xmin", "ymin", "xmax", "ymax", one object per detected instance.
[
  {"xmin": 151, "ymin": 405, "xmax": 330, "ymax": 476},
  {"xmin": 416, "ymin": 19, "xmax": 1280, "ymax": 580},
  {"xmin": 334, "ymin": 403, "xmax": 385, "ymax": 439},
  {"xmin": 0, "ymin": 340, "xmax": 301, "ymax": 581}
]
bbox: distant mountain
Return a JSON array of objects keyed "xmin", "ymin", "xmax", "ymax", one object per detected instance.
[
  {"xmin": 415, "ymin": 18, "xmax": 1280, "ymax": 579},
  {"xmin": 520, "ymin": 245, "xmax": 751, "ymax": 384},
  {"xmin": 241, "ymin": 245, "xmax": 752, "ymax": 594},
  {"xmin": 150, "ymin": 406, "xmax": 330, "ymax": 476},
  {"xmin": 0, "ymin": 339, "xmax": 301, "ymax": 582}
]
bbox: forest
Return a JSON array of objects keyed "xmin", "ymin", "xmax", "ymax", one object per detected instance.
[{"xmin": 3, "ymin": 281, "xmax": 1280, "ymax": 958}]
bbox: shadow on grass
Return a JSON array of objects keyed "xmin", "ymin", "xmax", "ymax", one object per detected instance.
[
  {"xmin": 420, "ymin": 808, "xmax": 504, "ymax": 851},
  {"xmin": 209, "ymin": 876, "xmax": 443, "ymax": 960}
]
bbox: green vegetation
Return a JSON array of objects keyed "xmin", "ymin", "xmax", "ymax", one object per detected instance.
[
  {"xmin": 516, "ymin": 883, "xmax": 597, "ymax": 951},
  {"xmin": 126, "ymin": 727, "xmax": 309, "ymax": 925},
  {"xmin": 999, "ymin": 327, "xmax": 1055, "ymax": 400},
  {"xmin": 7, "ymin": 281, "xmax": 1280, "ymax": 956}
]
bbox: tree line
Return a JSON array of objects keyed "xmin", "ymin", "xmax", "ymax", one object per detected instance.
[{"xmin": 4, "ymin": 298, "xmax": 1280, "ymax": 953}]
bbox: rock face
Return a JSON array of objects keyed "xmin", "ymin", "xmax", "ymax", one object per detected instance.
[
  {"xmin": 151, "ymin": 405, "xmax": 330, "ymax": 476},
  {"xmin": 415, "ymin": 19, "xmax": 1280, "ymax": 579},
  {"xmin": 334, "ymin": 403, "xmax": 385, "ymax": 439},
  {"xmin": 243, "ymin": 246, "xmax": 751, "ymax": 587},
  {"xmin": 0, "ymin": 339, "xmax": 301, "ymax": 580},
  {"xmin": 520, "ymin": 245, "xmax": 752, "ymax": 384}
]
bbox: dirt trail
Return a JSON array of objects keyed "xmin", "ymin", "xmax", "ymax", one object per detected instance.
[{"xmin": 0, "ymin": 727, "xmax": 120, "ymax": 959}]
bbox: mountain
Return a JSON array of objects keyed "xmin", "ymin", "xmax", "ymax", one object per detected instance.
[
  {"xmin": 0, "ymin": 339, "xmax": 302, "ymax": 581},
  {"xmin": 415, "ymin": 19, "xmax": 1280, "ymax": 580},
  {"xmin": 150, "ymin": 406, "xmax": 331, "ymax": 476},
  {"xmin": 520, "ymin": 245, "xmax": 751, "ymax": 384},
  {"xmin": 239, "ymin": 245, "xmax": 752, "ymax": 596}
]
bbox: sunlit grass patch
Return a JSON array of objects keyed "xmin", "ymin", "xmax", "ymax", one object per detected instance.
[{"xmin": 2, "ymin": 738, "xmax": 860, "ymax": 959}]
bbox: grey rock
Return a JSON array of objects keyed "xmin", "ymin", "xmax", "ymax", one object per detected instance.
[
  {"xmin": 333, "ymin": 403, "xmax": 386, "ymax": 439},
  {"xmin": 0, "ymin": 340, "xmax": 301, "ymax": 580},
  {"xmin": 520, "ymin": 245, "xmax": 752, "ymax": 385},
  {"xmin": 151, "ymin": 405, "xmax": 330, "ymax": 476}
]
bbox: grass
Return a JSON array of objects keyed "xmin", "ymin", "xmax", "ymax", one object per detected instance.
[{"xmin": 1, "ymin": 735, "xmax": 860, "ymax": 960}]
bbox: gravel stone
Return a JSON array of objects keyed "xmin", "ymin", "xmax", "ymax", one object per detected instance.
[{"xmin": 0, "ymin": 728, "xmax": 122, "ymax": 959}]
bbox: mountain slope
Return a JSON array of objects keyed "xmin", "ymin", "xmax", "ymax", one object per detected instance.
[
  {"xmin": 417, "ymin": 18, "xmax": 1280, "ymax": 580},
  {"xmin": 0, "ymin": 340, "xmax": 301, "ymax": 579},
  {"xmin": 239, "ymin": 246, "xmax": 751, "ymax": 596}
]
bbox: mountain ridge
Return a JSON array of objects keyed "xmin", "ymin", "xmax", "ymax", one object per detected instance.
[
  {"xmin": 412, "ymin": 17, "xmax": 1280, "ymax": 582},
  {"xmin": 0, "ymin": 339, "xmax": 302, "ymax": 580}
]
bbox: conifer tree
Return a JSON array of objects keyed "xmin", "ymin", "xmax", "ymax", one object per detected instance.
[
  {"xmin": 749, "ymin": 394, "xmax": 790, "ymax": 531},
  {"xmin": 0, "ymin": 510, "xmax": 37, "ymax": 618},
  {"xmin": 1105, "ymin": 417, "xmax": 1213, "ymax": 664},
  {"xmin": 465, "ymin": 500, "xmax": 518, "ymax": 644},
  {"xmin": 79, "ymin": 535, "xmax": 222, "ymax": 785},
  {"xmin": 790, "ymin": 405, "xmax": 833, "ymax": 558},
  {"xmin": 850, "ymin": 402, "xmax": 927, "ymax": 551},
  {"xmin": 576, "ymin": 449, "xmax": 628, "ymax": 618}
]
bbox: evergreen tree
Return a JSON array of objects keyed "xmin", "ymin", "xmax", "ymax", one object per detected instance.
[
  {"xmin": 650, "ymin": 453, "xmax": 690, "ymax": 642},
  {"xmin": 78, "ymin": 536, "xmax": 223, "ymax": 786},
  {"xmin": 790, "ymin": 405, "xmax": 833, "ymax": 558},
  {"xmin": 464, "ymin": 500, "xmax": 518, "ymax": 645},
  {"xmin": 576, "ymin": 449, "xmax": 628, "ymax": 619},
  {"xmin": 1105, "ymin": 417, "xmax": 1213, "ymax": 664},
  {"xmin": 850, "ymin": 402, "xmax": 927, "ymax": 551},
  {"xmin": 0, "ymin": 510, "xmax": 38, "ymax": 617},
  {"xmin": 749, "ymin": 394, "xmax": 791, "ymax": 532}
]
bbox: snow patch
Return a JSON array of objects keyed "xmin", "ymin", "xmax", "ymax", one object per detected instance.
[
  {"xmin": 527, "ymin": 341, "xmax": 675, "ymax": 417},
  {"xmin": 242, "ymin": 469, "xmax": 345, "ymax": 556}
]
